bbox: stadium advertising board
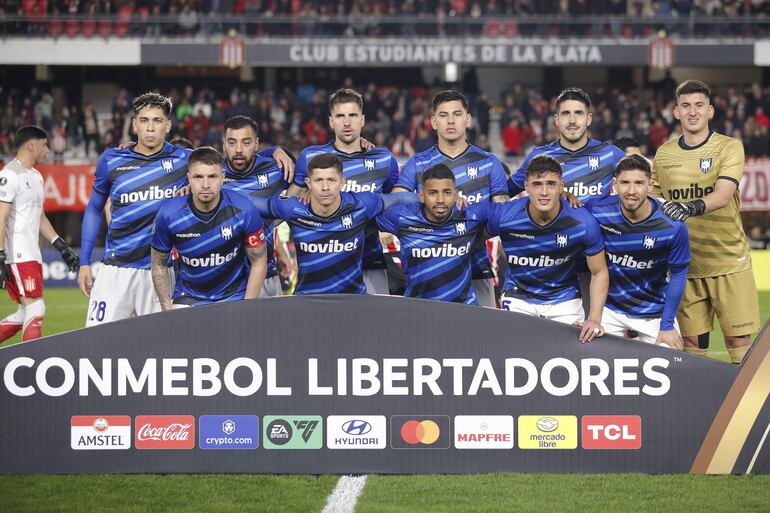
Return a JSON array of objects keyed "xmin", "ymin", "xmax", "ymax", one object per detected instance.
[
  {"xmin": 38, "ymin": 164, "xmax": 95, "ymax": 212},
  {"xmin": 741, "ymin": 158, "xmax": 770, "ymax": 211},
  {"xmin": 0, "ymin": 295, "xmax": 768, "ymax": 474}
]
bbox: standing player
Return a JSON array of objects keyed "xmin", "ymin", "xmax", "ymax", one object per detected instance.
[
  {"xmin": 288, "ymin": 88, "xmax": 399, "ymax": 295},
  {"xmin": 377, "ymin": 164, "xmax": 487, "ymax": 304},
  {"xmin": 0, "ymin": 126, "xmax": 79, "ymax": 342},
  {"xmin": 393, "ymin": 90, "xmax": 509, "ymax": 307},
  {"xmin": 653, "ymin": 79, "xmax": 760, "ymax": 363},
  {"xmin": 508, "ymin": 88, "xmax": 626, "ymax": 201},
  {"xmin": 78, "ymin": 92, "xmax": 191, "ymax": 326},
  {"xmin": 264, "ymin": 154, "xmax": 414, "ymax": 295},
  {"xmin": 487, "ymin": 155, "xmax": 608, "ymax": 343},
  {"xmin": 587, "ymin": 154, "xmax": 690, "ymax": 349},
  {"xmin": 221, "ymin": 115, "xmax": 292, "ymax": 297},
  {"xmin": 151, "ymin": 147, "xmax": 267, "ymax": 309}
]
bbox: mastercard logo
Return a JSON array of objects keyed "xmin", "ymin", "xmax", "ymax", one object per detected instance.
[{"xmin": 400, "ymin": 419, "xmax": 441, "ymax": 445}]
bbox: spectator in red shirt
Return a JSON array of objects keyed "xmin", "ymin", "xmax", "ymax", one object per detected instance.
[
  {"xmin": 502, "ymin": 118, "xmax": 523, "ymax": 156},
  {"xmin": 648, "ymin": 117, "xmax": 670, "ymax": 151},
  {"xmin": 753, "ymin": 106, "xmax": 770, "ymax": 129}
]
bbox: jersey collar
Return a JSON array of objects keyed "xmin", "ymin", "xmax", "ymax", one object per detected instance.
[{"xmin": 678, "ymin": 131, "xmax": 714, "ymax": 150}]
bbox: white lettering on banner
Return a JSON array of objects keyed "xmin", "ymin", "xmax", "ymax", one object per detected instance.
[
  {"xmin": 1, "ymin": 357, "xmax": 670, "ymax": 398},
  {"xmin": 741, "ymin": 158, "xmax": 770, "ymax": 211},
  {"xmin": 137, "ymin": 423, "xmax": 191, "ymax": 442},
  {"xmin": 44, "ymin": 174, "xmax": 91, "ymax": 208}
]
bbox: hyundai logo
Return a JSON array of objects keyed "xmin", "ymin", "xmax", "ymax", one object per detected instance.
[{"xmin": 342, "ymin": 420, "xmax": 372, "ymax": 435}]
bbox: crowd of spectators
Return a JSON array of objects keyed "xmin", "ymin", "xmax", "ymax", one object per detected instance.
[
  {"xmin": 2, "ymin": 80, "xmax": 770, "ymax": 162},
  {"xmin": 1, "ymin": 0, "xmax": 770, "ymax": 38}
]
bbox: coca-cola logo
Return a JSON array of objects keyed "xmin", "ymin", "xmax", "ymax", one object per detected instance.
[{"xmin": 135, "ymin": 416, "xmax": 195, "ymax": 449}]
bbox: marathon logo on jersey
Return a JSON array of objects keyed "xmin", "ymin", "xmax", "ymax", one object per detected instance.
[
  {"xmin": 509, "ymin": 232, "xmax": 535, "ymax": 240},
  {"xmin": 299, "ymin": 237, "xmax": 359, "ymax": 254},
  {"xmin": 115, "ymin": 165, "xmax": 141, "ymax": 171},
  {"xmin": 455, "ymin": 222, "xmax": 466, "ymax": 235},
  {"xmin": 582, "ymin": 415, "xmax": 642, "ymax": 449},
  {"xmin": 700, "ymin": 158, "xmax": 713, "ymax": 174},
  {"xmin": 556, "ymin": 234, "xmax": 569, "ymax": 248},
  {"xmin": 454, "ymin": 415, "xmax": 514, "ymax": 449},
  {"xmin": 565, "ymin": 182, "xmax": 603, "ymax": 197},
  {"xmin": 343, "ymin": 180, "xmax": 377, "ymax": 193},
  {"xmin": 643, "ymin": 236, "xmax": 656, "ymax": 250},
  {"xmin": 296, "ymin": 217, "xmax": 322, "ymax": 227},
  {"xmin": 327, "ymin": 415, "xmax": 386, "ymax": 449},
  {"xmin": 411, "ymin": 241, "xmax": 471, "ymax": 259},
  {"xmin": 668, "ymin": 183, "xmax": 714, "ymax": 200},
  {"xmin": 118, "ymin": 185, "xmax": 180, "ymax": 204},
  {"xmin": 391, "ymin": 415, "xmax": 451, "ymax": 449},
  {"xmin": 177, "ymin": 232, "xmax": 201, "ymax": 239},
  {"xmin": 364, "ymin": 158, "xmax": 376, "ymax": 171},
  {"xmin": 71, "ymin": 416, "xmax": 131, "ymax": 450},
  {"xmin": 467, "ymin": 166, "xmax": 478, "ymax": 179},
  {"xmin": 258, "ymin": 174, "xmax": 268, "ymax": 187},
  {"xmin": 180, "ymin": 246, "xmax": 240, "ymax": 267},
  {"xmin": 518, "ymin": 415, "xmax": 577, "ymax": 449},
  {"xmin": 199, "ymin": 415, "xmax": 259, "ymax": 449},
  {"xmin": 161, "ymin": 159, "xmax": 174, "ymax": 173},
  {"xmin": 508, "ymin": 253, "xmax": 570, "ymax": 267},
  {"xmin": 341, "ymin": 215, "xmax": 353, "ymax": 229},
  {"xmin": 599, "ymin": 224, "xmax": 622, "ymax": 235},
  {"xmin": 135, "ymin": 415, "xmax": 195, "ymax": 449},
  {"xmin": 221, "ymin": 226, "xmax": 233, "ymax": 240},
  {"xmin": 263, "ymin": 416, "xmax": 323, "ymax": 449},
  {"xmin": 588, "ymin": 156, "xmax": 600, "ymax": 171},
  {"xmin": 607, "ymin": 252, "xmax": 655, "ymax": 270}
]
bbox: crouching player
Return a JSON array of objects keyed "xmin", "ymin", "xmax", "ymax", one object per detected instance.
[
  {"xmin": 151, "ymin": 147, "xmax": 267, "ymax": 309},
  {"xmin": 487, "ymin": 155, "xmax": 609, "ymax": 343},
  {"xmin": 377, "ymin": 164, "xmax": 487, "ymax": 304},
  {"xmin": 586, "ymin": 154, "xmax": 690, "ymax": 349}
]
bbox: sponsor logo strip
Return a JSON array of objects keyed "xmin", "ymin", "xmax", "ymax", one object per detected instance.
[
  {"xmin": 135, "ymin": 415, "xmax": 195, "ymax": 450},
  {"xmin": 199, "ymin": 415, "xmax": 260, "ymax": 449},
  {"xmin": 263, "ymin": 415, "xmax": 323, "ymax": 449},
  {"xmin": 581, "ymin": 415, "xmax": 642, "ymax": 450},
  {"xmin": 453, "ymin": 415, "xmax": 514, "ymax": 449},
  {"xmin": 390, "ymin": 415, "xmax": 451, "ymax": 449},
  {"xmin": 71, "ymin": 415, "xmax": 131, "ymax": 450},
  {"xmin": 327, "ymin": 415, "xmax": 386, "ymax": 449},
  {"xmin": 518, "ymin": 415, "xmax": 577, "ymax": 449}
]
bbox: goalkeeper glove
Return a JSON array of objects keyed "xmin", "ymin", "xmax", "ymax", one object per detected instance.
[
  {"xmin": 662, "ymin": 199, "xmax": 706, "ymax": 222},
  {"xmin": 53, "ymin": 237, "xmax": 80, "ymax": 273}
]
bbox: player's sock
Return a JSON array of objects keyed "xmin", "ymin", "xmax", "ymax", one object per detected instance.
[
  {"xmin": 727, "ymin": 346, "xmax": 750, "ymax": 364},
  {"xmin": 0, "ymin": 305, "xmax": 25, "ymax": 342},
  {"xmin": 684, "ymin": 346, "xmax": 708, "ymax": 357},
  {"xmin": 698, "ymin": 332, "xmax": 710, "ymax": 349},
  {"xmin": 21, "ymin": 300, "xmax": 45, "ymax": 342}
]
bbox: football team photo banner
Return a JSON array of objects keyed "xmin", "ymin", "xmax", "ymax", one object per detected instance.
[{"xmin": 0, "ymin": 295, "xmax": 768, "ymax": 474}]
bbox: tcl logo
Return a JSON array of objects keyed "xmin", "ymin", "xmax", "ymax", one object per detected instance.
[
  {"xmin": 581, "ymin": 415, "xmax": 641, "ymax": 450},
  {"xmin": 135, "ymin": 415, "xmax": 195, "ymax": 449}
]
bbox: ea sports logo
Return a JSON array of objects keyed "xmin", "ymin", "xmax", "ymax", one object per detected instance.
[{"xmin": 400, "ymin": 420, "xmax": 440, "ymax": 445}]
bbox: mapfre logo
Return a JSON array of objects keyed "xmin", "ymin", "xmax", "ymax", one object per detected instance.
[
  {"xmin": 581, "ymin": 415, "xmax": 641, "ymax": 450},
  {"xmin": 135, "ymin": 415, "xmax": 195, "ymax": 449}
]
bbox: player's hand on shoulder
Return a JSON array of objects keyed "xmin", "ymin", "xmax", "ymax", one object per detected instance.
[
  {"xmin": 298, "ymin": 188, "xmax": 311, "ymax": 205},
  {"xmin": 116, "ymin": 141, "xmax": 135, "ymax": 150},
  {"xmin": 360, "ymin": 137, "xmax": 375, "ymax": 151},
  {"xmin": 175, "ymin": 185, "xmax": 191, "ymax": 197},
  {"xmin": 455, "ymin": 195, "xmax": 470, "ymax": 211},
  {"xmin": 656, "ymin": 329, "xmax": 684, "ymax": 351},
  {"xmin": 562, "ymin": 191, "xmax": 584, "ymax": 208},
  {"xmin": 272, "ymin": 147, "xmax": 296, "ymax": 183}
]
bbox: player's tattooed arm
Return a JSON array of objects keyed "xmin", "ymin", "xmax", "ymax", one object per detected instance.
[
  {"xmin": 244, "ymin": 244, "xmax": 268, "ymax": 300},
  {"xmin": 150, "ymin": 249, "xmax": 173, "ymax": 312}
]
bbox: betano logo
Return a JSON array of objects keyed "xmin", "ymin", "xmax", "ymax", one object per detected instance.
[{"xmin": 518, "ymin": 415, "xmax": 577, "ymax": 449}]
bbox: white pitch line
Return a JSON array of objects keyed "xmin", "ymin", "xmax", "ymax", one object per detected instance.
[
  {"xmin": 746, "ymin": 421, "xmax": 770, "ymax": 474},
  {"xmin": 321, "ymin": 475, "xmax": 368, "ymax": 513}
]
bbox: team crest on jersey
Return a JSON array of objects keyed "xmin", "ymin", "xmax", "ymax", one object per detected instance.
[
  {"xmin": 556, "ymin": 234, "xmax": 569, "ymax": 247},
  {"xmin": 341, "ymin": 215, "xmax": 353, "ymax": 229},
  {"xmin": 643, "ymin": 236, "xmax": 656, "ymax": 249},
  {"xmin": 364, "ymin": 159, "xmax": 376, "ymax": 171},
  {"xmin": 221, "ymin": 226, "xmax": 233, "ymax": 240},
  {"xmin": 467, "ymin": 166, "xmax": 478, "ymax": 179},
  {"xmin": 455, "ymin": 222, "xmax": 467, "ymax": 235},
  {"xmin": 23, "ymin": 277, "xmax": 36, "ymax": 292},
  {"xmin": 161, "ymin": 159, "xmax": 174, "ymax": 173},
  {"xmin": 258, "ymin": 174, "xmax": 268, "ymax": 187},
  {"xmin": 700, "ymin": 158, "xmax": 713, "ymax": 173},
  {"xmin": 588, "ymin": 157, "xmax": 600, "ymax": 171}
]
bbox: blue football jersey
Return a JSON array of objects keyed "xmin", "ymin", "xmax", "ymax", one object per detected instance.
[
  {"xmin": 267, "ymin": 191, "xmax": 384, "ymax": 295},
  {"xmin": 396, "ymin": 144, "xmax": 508, "ymax": 279},
  {"xmin": 294, "ymin": 142, "xmax": 399, "ymax": 270},
  {"xmin": 94, "ymin": 142, "xmax": 191, "ymax": 269},
  {"xmin": 509, "ymin": 139, "xmax": 625, "ymax": 200},
  {"xmin": 586, "ymin": 196, "xmax": 690, "ymax": 318},
  {"xmin": 377, "ymin": 203, "xmax": 488, "ymax": 305},
  {"xmin": 486, "ymin": 197, "xmax": 605, "ymax": 304},
  {"xmin": 222, "ymin": 155, "xmax": 289, "ymax": 278},
  {"xmin": 151, "ymin": 190, "xmax": 267, "ymax": 306}
]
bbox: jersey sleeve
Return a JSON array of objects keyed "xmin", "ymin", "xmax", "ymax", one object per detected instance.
[
  {"xmin": 469, "ymin": 202, "xmax": 492, "ymax": 224},
  {"xmin": 582, "ymin": 212, "xmax": 605, "ymax": 256},
  {"xmin": 718, "ymin": 139, "xmax": 745, "ymax": 185},
  {"xmin": 150, "ymin": 207, "xmax": 173, "ymax": 253},
  {"xmin": 293, "ymin": 149, "xmax": 310, "ymax": 188},
  {"xmin": 668, "ymin": 221, "xmax": 691, "ymax": 267},
  {"xmin": 382, "ymin": 155, "xmax": 399, "ymax": 194},
  {"xmin": 359, "ymin": 192, "xmax": 386, "ymax": 218},
  {"xmin": 376, "ymin": 204, "xmax": 402, "ymax": 234},
  {"xmin": 266, "ymin": 192, "xmax": 293, "ymax": 221},
  {"xmin": 92, "ymin": 152, "xmax": 113, "ymax": 195},
  {"xmin": 0, "ymin": 169, "xmax": 20, "ymax": 203},
  {"xmin": 395, "ymin": 158, "xmax": 418, "ymax": 192},
  {"xmin": 489, "ymin": 158, "xmax": 509, "ymax": 198},
  {"xmin": 651, "ymin": 153, "xmax": 662, "ymax": 198},
  {"xmin": 485, "ymin": 203, "xmax": 504, "ymax": 237},
  {"xmin": 508, "ymin": 151, "xmax": 532, "ymax": 196},
  {"xmin": 611, "ymin": 144, "xmax": 626, "ymax": 170},
  {"xmin": 243, "ymin": 202, "xmax": 267, "ymax": 250}
]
